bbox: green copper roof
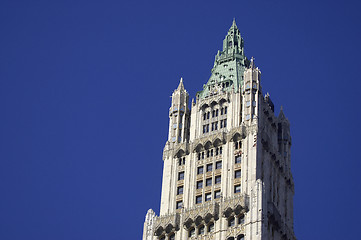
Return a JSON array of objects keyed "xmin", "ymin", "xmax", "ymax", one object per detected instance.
[{"xmin": 197, "ymin": 20, "xmax": 249, "ymax": 99}]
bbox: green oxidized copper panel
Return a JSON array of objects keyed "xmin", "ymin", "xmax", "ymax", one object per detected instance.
[{"xmin": 197, "ymin": 20, "xmax": 249, "ymax": 99}]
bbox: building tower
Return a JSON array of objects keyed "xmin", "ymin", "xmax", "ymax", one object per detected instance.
[{"xmin": 142, "ymin": 20, "xmax": 296, "ymax": 240}]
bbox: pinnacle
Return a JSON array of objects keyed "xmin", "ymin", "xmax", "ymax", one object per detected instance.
[
  {"xmin": 177, "ymin": 77, "xmax": 185, "ymax": 91},
  {"xmin": 230, "ymin": 18, "xmax": 238, "ymax": 30}
]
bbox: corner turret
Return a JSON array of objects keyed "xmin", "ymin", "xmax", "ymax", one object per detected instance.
[{"xmin": 168, "ymin": 78, "xmax": 190, "ymax": 144}]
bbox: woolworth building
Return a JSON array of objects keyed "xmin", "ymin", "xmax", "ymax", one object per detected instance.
[{"xmin": 142, "ymin": 20, "xmax": 296, "ymax": 240}]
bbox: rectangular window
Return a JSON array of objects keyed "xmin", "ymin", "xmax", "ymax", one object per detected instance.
[
  {"xmin": 196, "ymin": 195, "xmax": 202, "ymax": 204},
  {"xmin": 177, "ymin": 186, "xmax": 183, "ymax": 195},
  {"xmin": 206, "ymin": 124, "xmax": 209, "ymax": 132},
  {"xmin": 224, "ymin": 106, "xmax": 227, "ymax": 114},
  {"xmin": 212, "ymin": 110, "xmax": 215, "ymax": 118},
  {"xmin": 215, "ymin": 175, "xmax": 221, "ymax": 184},
  {"xmin": 214, "ymin": 122, "xmax": 218, "ymax": 130},
  {"xmin": 196, "ymin": 180, "xmax": 203, "ymax": 189},
  {"xmin": 207, "ymin": 112, "xmax": 210, "ymax": 119},
  {"xmin": 235, "ymin": 170, "xmax": 241, "ymax": 179},
  {"xmin": 176, "ymin": 200, "xmax": 183, "ymax": 209},
  {"xmin": 178, "ymin": 171, "xmax": 184, "ymax": 180},
  {"xmin": 215, "ymin": 148, "xmax": 219, "ymax": 156},
  {"xmin": 221, "ymin": 108, "xmax": 224, "ymax": 115},
  {"xmin": 215, "ymin": 161, "xmax": 222, "ymax": 169},
  {"xmin": 197, "ymin": 166, "xmax": 204, "ymax": 175},
  {"xmin": 205, "ymin": 193, "xmax": 212, "ymax": 202},
  {"xmin": 235, "ymin": 155, "xmax": 242, "ymax": 164},
  {"xmin": 234, "ymin": 184, "xmax": 241, "ymax": 193},
  {"xmin": 220, "ymin": 120, "xmax": 223, "ymax": 128},
  {"xmin": 206, "ymin": 164, "xmax": 213, "ymax": 172},
  {"xmin": 198, "ymin": 153, "xmax": 201, "ymax": 160},
  {"xmin": 206, "ymin": 178, "xmax": 212, "ymax": 187},
  {"xmin": 216, "ymin": 109, "xmax": 219, "ymax": 117},
  {"xmin": 214, "ymin": 190, "xmax": 221, "ymax": 199},
  {"xmin": 210, "ymin": 149, "xmax": 214, "ymax": 157},
  {"xmin": 203, "ymin": 113, "xmax": 207, "ymax": 120},
  {"xmin": 211, "ymin": 122, "xmax": 214, "ymax": 131},
  {"xmin": 220, "ymin": 147, "xmax": 223, "ymax": 154},
  {"xmin": 224, "ymin": 119, "xmax": 227, "ymax": 128}
]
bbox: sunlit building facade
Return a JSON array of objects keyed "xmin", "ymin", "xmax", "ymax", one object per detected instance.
[{"xmin": 142, "ymin": 20, "xmax": 296, "ymax": 240}]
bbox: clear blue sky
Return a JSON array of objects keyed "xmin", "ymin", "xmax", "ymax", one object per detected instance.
[{"xmin": 1, "ymin": 0, "xmax": 360, "ymax": 239}]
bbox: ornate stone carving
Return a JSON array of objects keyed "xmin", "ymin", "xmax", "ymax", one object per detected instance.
[{"xmin": 153, "ymin": 213, "xmax": 180, "ymax": 236}]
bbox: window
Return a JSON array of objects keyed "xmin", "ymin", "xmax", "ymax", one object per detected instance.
[
  {"xmin": 221, "ymin": 108, "xmax": 224, "ymax": 115},
  {"xmin": 189, "ymin": 228, "xmax": 195, "ymax": 237},
  {"xmin": 246, "ymin": 101, "xmax": 250, "ymax": 107},
  {"xmin": 206, "ymin": 178, "xmax": 212, "ymax": 187},
  {"xmin": 211, "ymin": 122, "xmax": 214, "ymax": 131},
  {"xmin": 196, "ymin": 195, "xmax": 202, "ymax": 204},
  {"xmin": 215, "ymin": 148, "xmax": 219, "ymax": 156},
  {"xmin": 201, "ymin": 152, "xmax": 204, "ymax": 159},
  {"xmin": 214, "ymin": 190, "xmax": 221, "ymax": 199},
  {"xmin": 176, "ymin": 200, "xmax": 183, "ymax": 209},
  {"xmin": 212, "ymin": 110, "xmax": 215, "ymax": 118},
  {"xmin": 237, "ymin": 234, "xmax": 245, "ymax": 240},
  {"xmin": 234, "ymin": 184, "xmax": 241, "ymax": 193},
  {"xmin": 198, "ymin": 153, "xmax": 201, "ymax": 160},
  {"xmin": 215, "ymin": 161, "xmax": 222, "ymax": 169},
  {"xmin": 216, "ymin": 109, "xmax": 219, "ymax": 117},
  {"xmin": 178, "ymin": 171, "xmax": 184, "ymax": 180},
  {"xmin": 207, "ymin": 112, "xmax": 210, "ymax": 119},
  {"xmin": 228, "ymin": 217, "xmax": 235, "ymax": 227},
  {"xmin": 177, "ymin": 186, "xmax": 183, "ymax": 195},
  {"xmin": 224, "ymin": 119, "xmax": 227, "ymax": 127},
  {"xmin": 197, "ymin": 166, "xmax": 204, "ymax": 174},
  {"xmin": 237, "ymin": 215, "xmax": 245, "ymax": 225},
  {"xmin": 224, "ymin": 106, "xmax": 228, "ymax": 114},
  {"xmin": 169, "ymin": 234, "xmax": 175, "ymax": 240},
  {"xmin": 197, "ymin": 180, "xmax": 203, "ymax": 189},
  {"xmin": 235, "ymin": 170, "xmax": 241, "ymax": 179},
  {"xmin": 214, "ymin": 122, "xmax": 218, "ymax": 130},
  {"xmin": 235, "ymin": 155, "xmax": 242, "ymax": 164},
  {"xmin": 205, "ymin": 193, "xmax": 212, "ymax": 202},
  {"xmin": 215, "ymin": 175, "xmax": 221, "ymax": 184},
  {"xmin": 198, "ymin": 225, "xmax": 205, "ymax": 235},
  {"xmin": 210, "ymin": 149, "xmax": 214, "ymax": 157},
  {"xmin": 206, "ymin": 163, "xmax": 213, "ymax": 172},
  {"xmin": 220, "ymin": 147, "xmax": 223, "ymax": 154},
  {"xmin": 245, "ymin": 114, "xmax": 251, "ymax": 120},
  {"xmin": 203, "ymin": 113, "xmax": 207, "ymax": 120}
]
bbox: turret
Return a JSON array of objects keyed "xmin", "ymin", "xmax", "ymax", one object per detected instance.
[
  {"xmin": 242, "ymin": 57, "xmax": 261, "ymax": 124},
  {"xmin": 277, "ymin": 107, "xmax": 291, "ymax": 172},
  {"xmin": 168, "ymin": 78, "xmax": 190, "ymax": 144}
]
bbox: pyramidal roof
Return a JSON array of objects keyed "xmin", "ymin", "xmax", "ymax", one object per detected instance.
[{"xmin": 197, "ymin": 19, "xmax": 249, "ymax": 99}]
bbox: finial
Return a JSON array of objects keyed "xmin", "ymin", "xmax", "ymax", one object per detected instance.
[
  {"xmin": 177, "ymin": 77, "xmax": 185, "ymax": 90},
  {"xmin": 250, "ymin": 57, "xmax": 255, "ymax": 69}
]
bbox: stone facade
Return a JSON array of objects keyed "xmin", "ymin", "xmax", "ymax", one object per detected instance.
[{"xmin": 143, "ymin": 20, "xmax": 295, "ymax": 240}]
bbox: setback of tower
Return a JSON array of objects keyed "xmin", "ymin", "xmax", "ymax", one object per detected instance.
[{"xmin": 143, "ymin": 20, "xmax": 296, "ymax": 240}]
